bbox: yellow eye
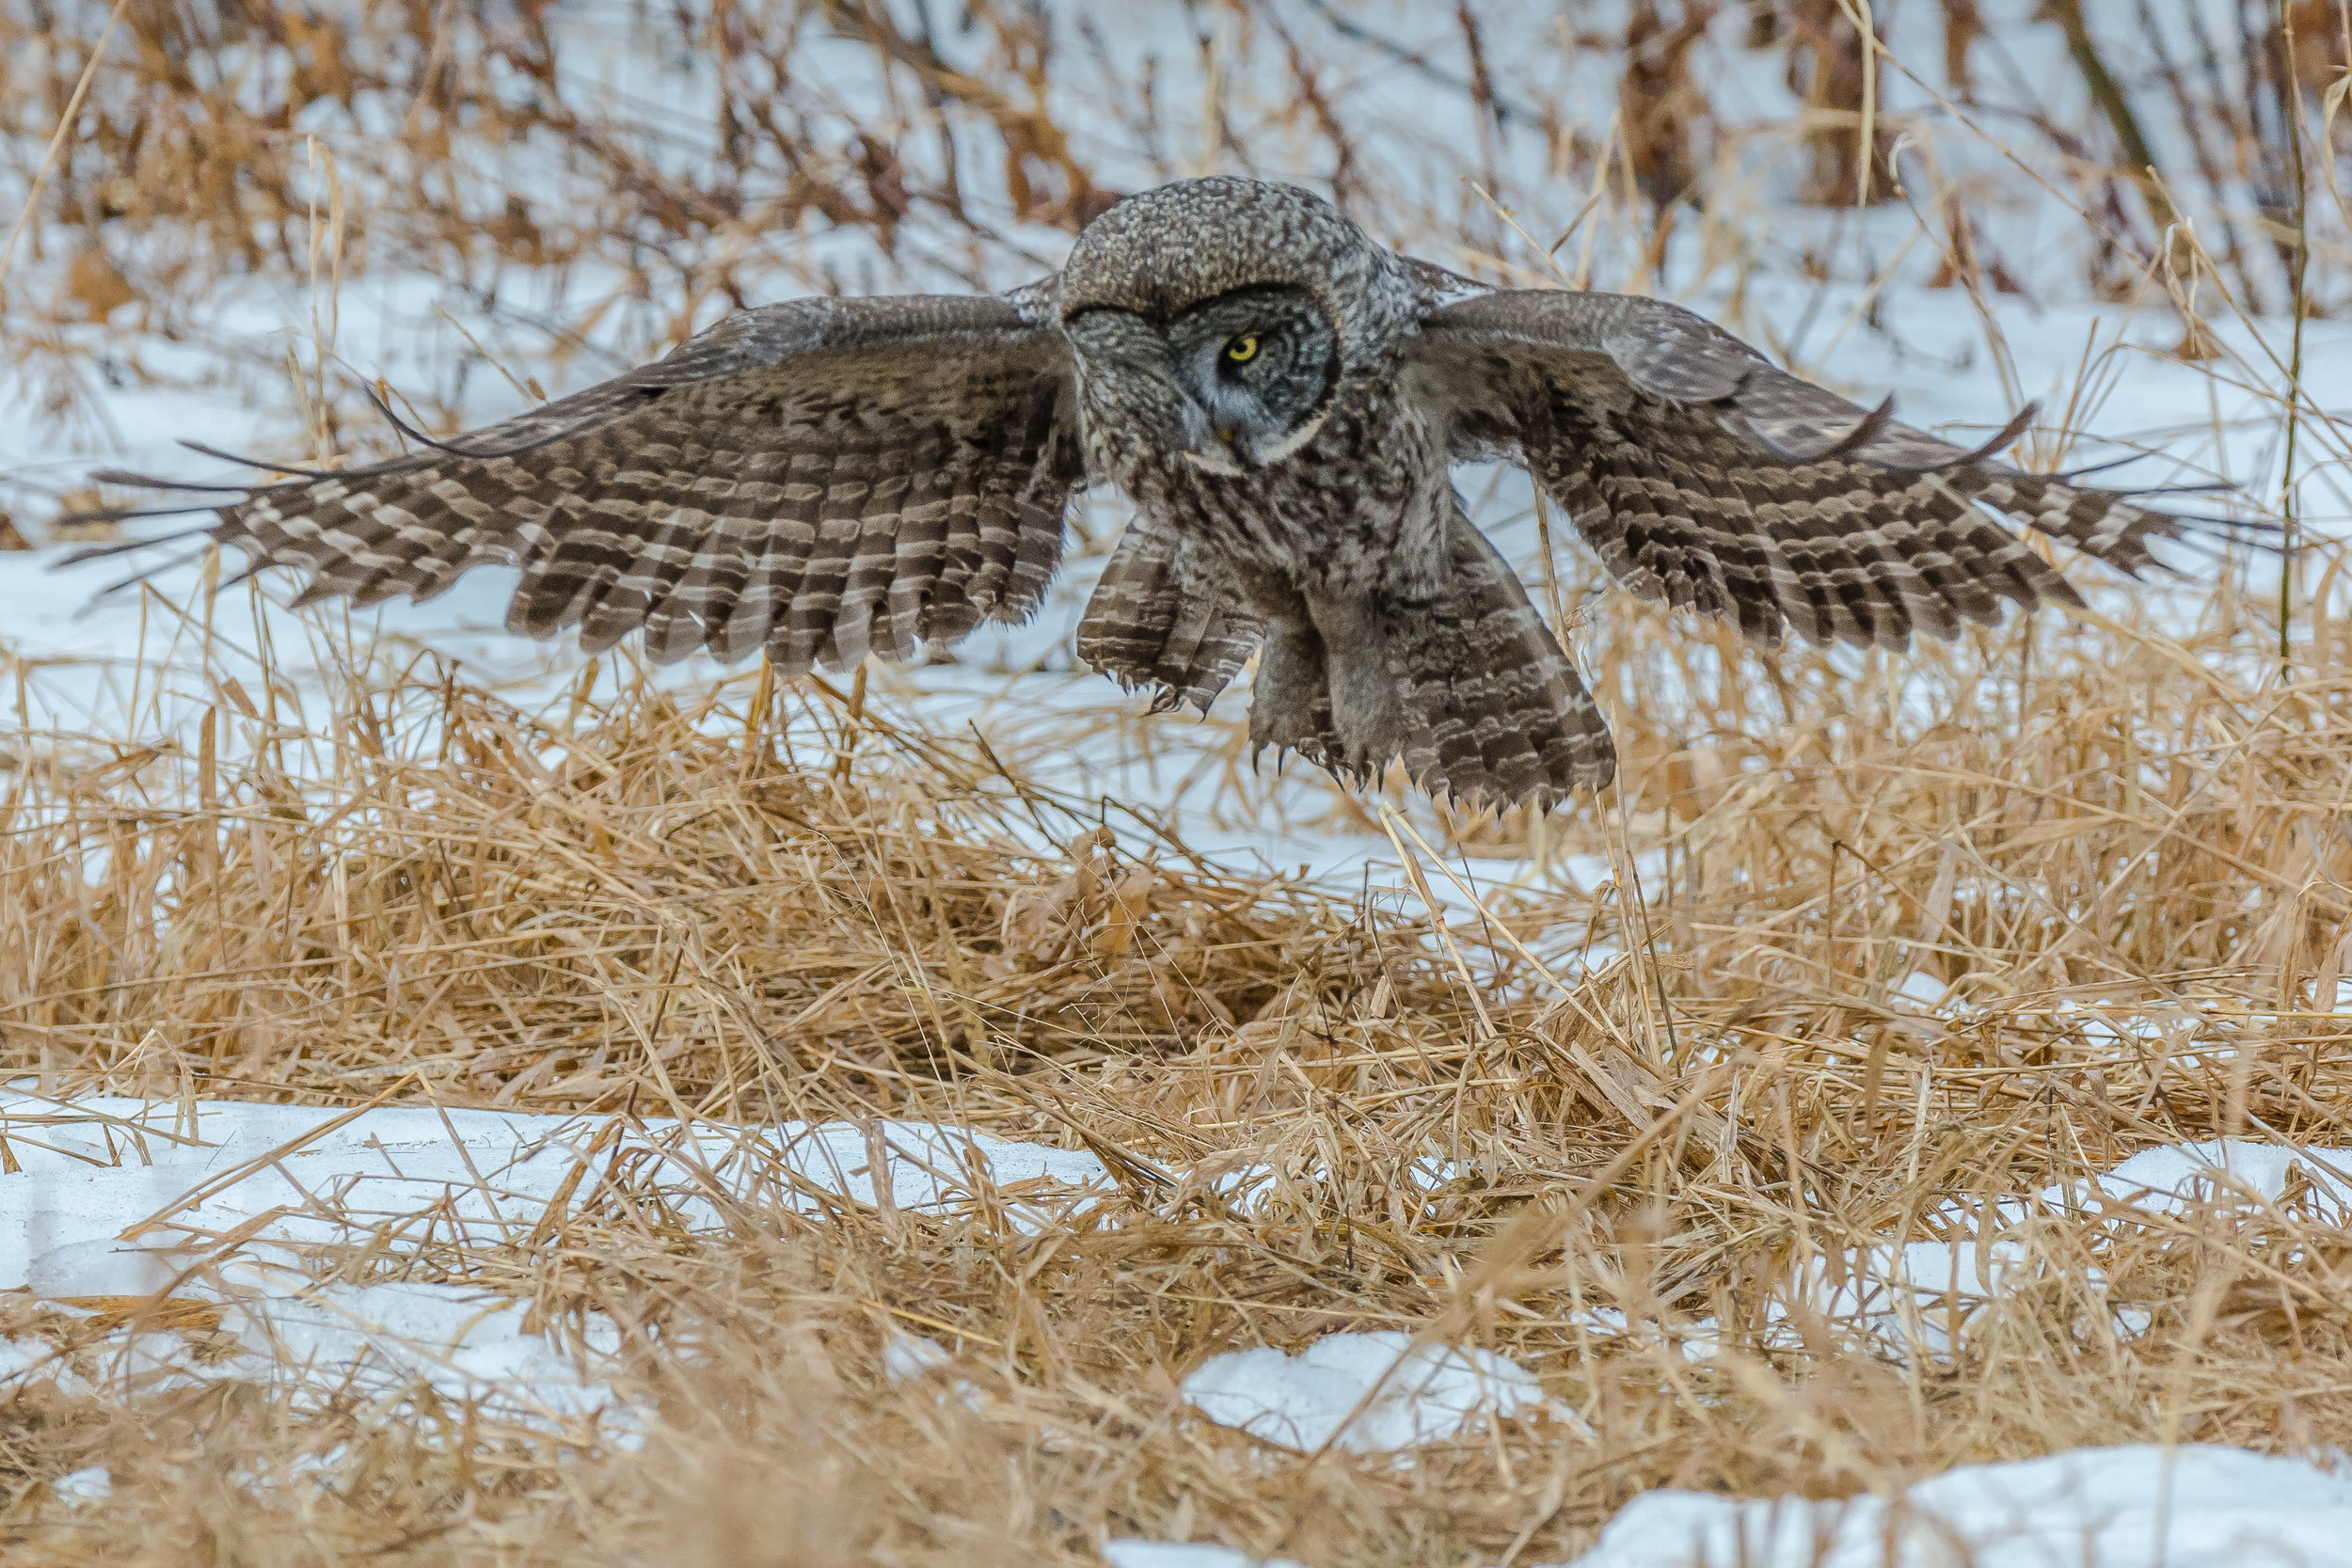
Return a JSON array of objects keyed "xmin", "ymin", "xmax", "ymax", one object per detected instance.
[{"xmin": 1225, "ymin": 334, "xmax": 1260, "ymax": 364}]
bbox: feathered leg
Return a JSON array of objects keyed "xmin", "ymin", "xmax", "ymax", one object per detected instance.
[
  {"xmin": 1293, "ymin": 511, "xmax": 1616, "ymax": 808},
  {"xmin": 1075, "ymin": 518, "xmax": 1263, "ymax": 712},
  {"xmin": 1378, "ymin": 512, "xmax": 1617, "ymax": 807}
]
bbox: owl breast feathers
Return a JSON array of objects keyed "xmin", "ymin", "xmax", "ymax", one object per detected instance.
[{"xmin": 69, "ymin": 177, "xmax": 2253, "ymax": 811}]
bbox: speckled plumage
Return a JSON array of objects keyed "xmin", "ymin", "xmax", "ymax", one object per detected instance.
[{"xmin": 77, "ymin": 177, "xmax": 2235, "ymax": 810}]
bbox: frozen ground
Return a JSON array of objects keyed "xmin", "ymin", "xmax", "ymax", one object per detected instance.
[
  {"xmin": 8, "ymin": 1092, "xmax": 2352, "ymax": 1561},
  {"xmin": 0, "ymin": 1093, "xmax": 1119, "ymax": 1445},
  {"xmin": 1110, "ymin": 1441, "xmax": 2352, "ymax": 1566}
]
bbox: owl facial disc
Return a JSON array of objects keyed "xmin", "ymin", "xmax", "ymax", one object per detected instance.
[
  {"xmin": 1168, "ymin": 288, "xmax": 1341, "ymax": 468},
  {"xmin": 1057, "ymin": 177, "xmax": 1414, "ymax": 470},
  {"xmin": 1064, "ymin": 286, "xmax": 1341, "ymax": 471}
]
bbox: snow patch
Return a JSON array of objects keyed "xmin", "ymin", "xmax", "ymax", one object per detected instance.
[
  {"xmin": 0, "ymin": 1093, "xmax": 1119, "ymax": 1297},
  {"xmin": 1181, "ymin": 1331, "xmax": 1572, "ymax": 1455},
  {"xmin": 1775, "ymin": 1238, "xmax": 2067, "ymax": 1359},
  {"xmin": 0, "ymin": 1094, "xmax": 1116, "ymax": 1436},
  {"xmin": 48, "ymin": 1465, "xmax": 110, "ymax": 1504},
  {"xmin": 216, "ymin": 1267, "xmax": 637, "ymax": 1434},
  {"xmin": 1888, "ymin": 972, "xmax": 1947, "ymax": 1011},
  {"xmin": 882, "ymin": 1333, "xmax": 954, "ymax": 1382},
  {"xmin": 2045, "ymin": 1138, "xmax": 2352, "ymax": 1222},
  {"xmin": 1555, "ymin": 1444, "xmax": 2352, "ymax": 1568},
  {"xmin": 1101, "ymin": 1544, "xmax": 1306, "ymax": 1568}
]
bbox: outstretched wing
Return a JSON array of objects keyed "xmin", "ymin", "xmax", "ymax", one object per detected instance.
[
  {"xmin": 1404, "ymin": 289, "xmax": 2243, "ymax": 648},
  {"xmin": 77, "ymin": 290, "xmax": 1084, "ymax": 674}
]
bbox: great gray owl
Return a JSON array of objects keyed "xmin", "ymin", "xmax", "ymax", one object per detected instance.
[{"xmin": 73, "ymin": 177, "xmax": 2232, "ymax": 808}]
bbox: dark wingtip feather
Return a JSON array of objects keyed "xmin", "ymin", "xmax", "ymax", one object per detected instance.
[
  {"xmin": 56, "ymin": 503, "xmax": 226, "ymax": 527},
  {"xmin": 174, "ymin": 438, "xmax": 345, "ymax": 479},
  {"xmin": 1918, "ymin": 402, "xmax": 2039, "ymax": 473},
  {"xmin": 1754, "ymin": 389, "xmax": 1897, "ymax": 464},
  {"xmin": 53, "ymin": 524, "xmax": 222, "ymax": 570},
  {"xmin": 85, "ymin": 467, "xmax": 255, "ymax": 494}
]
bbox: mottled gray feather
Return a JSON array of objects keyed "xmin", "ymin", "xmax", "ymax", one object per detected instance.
[
  {"xmin": 193, "ymin": 292, "xmax": 1084, "ymax": 676},
  {"xmin": 1406, "ymin": 289, "xmax": 2204, "ymax": 650}
]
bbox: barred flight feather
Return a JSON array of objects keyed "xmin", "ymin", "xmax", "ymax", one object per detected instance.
[
  {"xmin": 1075, "ymin": 519, "xmax": 1265, "ymax": 714},
  {"xmin": 1409, "ymin": 290, "xmax": 2250, "ymax": 654},
  {"xmin": 1384, "ymin": 514, "xmax": 1616, "ymax": 808},
  {"xmin": 87, "ymin": 293, "xmax": 1085, "ymax": 679}
]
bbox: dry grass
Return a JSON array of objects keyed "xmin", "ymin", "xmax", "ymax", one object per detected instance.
[
  {"xmin": 8, "ymin": 551, "xmax": 2352, "ymax": 1564},
  {"xmin": 8, "ymin": 3, "xmax": 2352, "ymax": 1565}
]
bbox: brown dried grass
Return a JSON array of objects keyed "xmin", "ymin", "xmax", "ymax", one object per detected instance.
[
  {"xmin": 7, "ymin": 4, "xmax": 2352, "ymax": 1565},
  {"xmin": 7, "ymin": 536, "xmax": 2352, "ymax": 1564}
]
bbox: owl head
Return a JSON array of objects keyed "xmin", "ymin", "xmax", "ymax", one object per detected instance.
[{"xmin": 1057, "ymin": 178, "xmax": 1416, "ymax": 472}]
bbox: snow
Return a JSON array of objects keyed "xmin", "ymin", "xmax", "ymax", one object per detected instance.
[
  {"xmin": 1534, "ymin": 1139, "xmax": 2352, "ymax": 1375},
  {"xmin": 1101, "ymin": 1544, "xmax": 1306, "ymax": 1568},
  {"xmin": 1571, "ymin": 1241, "xmax": 2070, "ymax": 1369},
  {"xmin": 0, "ymin": 1093, "xmax": 1118, "ymax": 1298},
  {"xmin": 0, "ymin": 1092, "xmax": 1117, "ymax": 1436},
  {"xmin": 2, "ymin": 1093, "xmax": 1578, "ymax": 1457},
  {"xmin": 1889, "ymin": 972, "xmax": 1947, "ymax": 1011},
  {"xmin": 2051, "ymin": 1138, "xmax": 2352, "ymax": 1221},
  {"xmin": 217, "ymin": 1271, "xmax": 634, "ymax": 1433},
  {"xmin": 882, "ymin": 1333, "xmax": 955, "ymax": 1382},
  {"xmin": 1180, "ymin": 1330, "xmax": 1573, "ymax": 1455},
  {"xmin": 1776, "ymin": 1238, "xmax": 2063, "ymax": 1359},
  {"xmin": 1765, "ymin": 1140, "xmax": 2352, "ymax": 1363},
  {"xmin": 1102, "ymin": 1446, "xmax": 2352, "ymax": 1565},
  {"xmin": 48, "ymin": 1465, "xmax": 111, "ymax": 1504},
  {"xmin": 1556, "ymin": 1445, "xmax": 2352, "ymax": 1568},
  {"xmin": 14, "ymin": 1083, "xmax": 2345, "ymax": 1559},
  {"xmin": 1566, "ymin": 1307, "xmax": 1720, "ymax": 1363},
  {"xmin": 3, "ymin": 1273, "xmax": 641, "ymax": 1439},
  {"xmin": 881, "ymin": 1331, "xmax": 984, "ymax": 1410}
]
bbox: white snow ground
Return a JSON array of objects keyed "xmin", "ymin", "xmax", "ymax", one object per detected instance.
[
  {"xmin": 1180, "ymin": 1330, "xmax": 1574, "ymax": 1455},
  {"xmin": 0, "ymin": 1093, "xmax": 1114, "ymax": 1442},
  {"xmin": 1558, "ymin": 1445, "xmax": 2352, "ymax": 1568},
  {"xmin": 1103, "ymin": 1447, "xmax": 2352, "ymax": 1566},
  {"xmin": 1113, "ymin": 1446, "xmax": 2352, "ymax": 1566},
  {"xmin": 8, "ymin": 1093, "xmax": 2352, "ymax": 1562}
]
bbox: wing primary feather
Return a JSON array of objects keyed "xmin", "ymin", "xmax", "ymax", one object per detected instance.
[
  {"xmin": 357, "ymin": 380, "xmax": 508, "ymax": 460},
  {"xmin": 2052, "ymin": 449, "xmax": 2174, "ymax": 484},
  {"xmin": 71, "ymin": 293, "xmax": 1082, "ymax": 686},
  {"xmin": 55, "ymin": 503, "xmax": 235, "ymax": 526},
  {"xmin": 85, "ymin": 468, "xmax": 258, "ymax": 493},
  {"xmin": 85, "ymin": 549, "xmax": 209, "ymax": 600},
  {"xmin": 1912, "ymin": 402, "xmax": 2038, "ymax": 471},
  {"xmin": 72, "ymin": 290, "xmax": 1086, "ymax": 677},
  {"xmin": 56, "ymin": 525, "xmax": 220, "ymax": 567},
  {"xmin": 175, "ymin": 439, "xmax": 355, "ymax": 480},
  {"xmin": 1410, "ymin": 289, "xmax": 2285, "ymax": 654}
]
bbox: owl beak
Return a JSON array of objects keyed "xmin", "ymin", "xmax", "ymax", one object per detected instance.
[
  {"xmin": 1184, "ymin": 434, "xmax": 1249, "ymax": 476},
  {"xmin": 1178, "ymin": 402, "xmax": 1250, "ymax": 475}
]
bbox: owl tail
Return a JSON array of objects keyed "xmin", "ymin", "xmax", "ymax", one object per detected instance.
[{"xmin": 1262, "ymin": 515, "xmax": 1618, "ymax": 811}]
